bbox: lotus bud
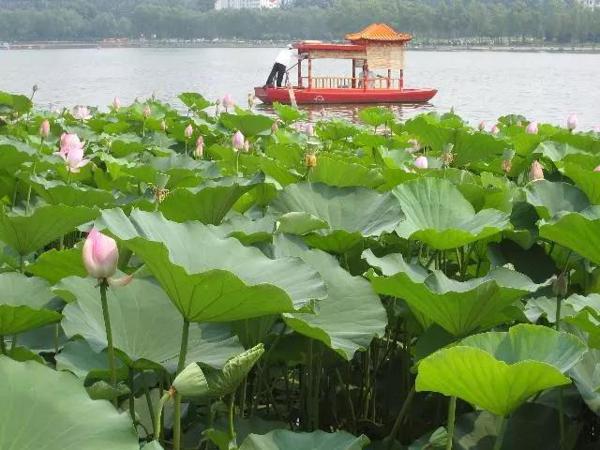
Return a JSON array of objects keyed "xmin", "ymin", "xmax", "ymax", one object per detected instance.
[
  {"xmin": 215, "ymin": 99, "xmax": 221, "ymax": 116},
  {"xmin": 552, "ymin": 272, "xmax": 568, "ymax": 298},
  {"xmin": 222, "ymin": 94, "xmax": 235, "ymax": 111},
  {"xmin": 305, "ymin": 153, "xmax": 317, "ymax": 168},
  {"xmin": 32, "ymin": 84, "xmax": 39, "ymax": 93},
  {"xmin": 594, "ymin": 165, "xmax": 600, "ymax": 172},
  {"xmin": 113, "ymin": 96, "xmax": 121, "ymax": 111},
  {"xmin": 567, "ymin": 114, "xmax": 577, "ymax": 131},
  {"xmin": 160, "ymin": 120, "xmax": 167, "ymax": 132},
  {"xmin": 39, "ymin": 119, "xmax": 50, "ymax": 138},
  {"xmin": 304, "ymin": 123, "xmax": 314, "ymax": 137},
  {"xmin": 525, "ymin": 121, "xmax": 538, "ymax": 134},
  {"xmin": 184, "ymin": 124, "xmax": 193, "ymax": 139},
  {"xmin": 82, "ymin": 228, "xmax": 119, "ymax": 280},
  {"xmin": 243, "ymin": 140, "xmax": 250, "ymax": 153},
  {"xmin": 143, "ymin": 104, "xmax": 151, "ymax": 118},
  {"xmin": 232, "ymin": 131, "xmax": 245, "ymax": 151},
  {"xmin": 529, "ymin": 160, "xmax": 544, "ymax": 181},
  {"xmin": 247, "ymin": 93, "xmax": 255, "ymax": 109},
  {"xmin": 195, "ymin": 136, "xmax": 204, "ymax": 159},
  {"xmin": 502, "ymin": 159, "xmax": 512, "ymax": 174},
  {"xmin": 57, "ymin": 132, "xmax": 84, "ymax": 158},
  {"xmin": 271, "ymin": 121, "xmax": 279, "ymax": 134},
  {"xmin": 478, "ymin": 120, "xmax": 486, "ymax": 131},
  {"xmin": 491, "ymin": 125, "xmax": 500, "ymax": 135},
  {"xmin": 414, "ymin": 156, "xmax": 428, "ymax": 169}
]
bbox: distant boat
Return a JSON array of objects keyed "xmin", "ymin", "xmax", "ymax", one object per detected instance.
[{"xmin": 255, "ymin": 23, "xmax": 437, "ymax": 105}]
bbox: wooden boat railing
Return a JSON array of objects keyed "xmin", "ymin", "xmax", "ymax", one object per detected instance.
[{"xmin": 300, "ymin": 76, "xmax": 403, "ymax": 89}]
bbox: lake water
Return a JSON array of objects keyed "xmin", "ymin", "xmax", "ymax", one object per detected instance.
[{"xmin": 1, "ymin": 47, "xmax": 599, "ymax": 128}]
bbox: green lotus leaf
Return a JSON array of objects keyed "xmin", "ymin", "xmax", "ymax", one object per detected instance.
[
  {"xmin": 570, "ymin": 348, "xmax": 600, "ymax": 416},
  {"xmin": 403, "ymin": 114, "xmax": 456, "ymax": 153},
  {"xmin": 0, "ymin": 136, "xmax": 36, "ymax": 172},
  {"xmin": 29, "ymin": 176, "xmax": 116, "ymax": 208},
  {"xmin": 539, "ymin": 206, "xmax": 600, "ymax": 265},
  {"xmin": 0, "ymin": 91, "xmax": 32, "ymax": 114},
  {"xmin": 309, "ymin": 156, "xmax": 384, "ymax": 189},
  {"xmin": 358, "ymin": 106, "xmax": 395, "ymax": 128},
  {"xmin": 59, "ymin": 276, "xmax": 243, "ymax": 371},
  {"xmin": 274, "ymin": 236, "xmax": 387, "ymax": 360},
  {"xmin": 393, "ymin": 178, "xmax": 510, "ymax": 250},
  {"xmin": 561, "ymin": 160, "xmax": 600, "ymax": 204},
  {"xmin": 273, "ymin": 102, "xmax": 306, "ymax": 124},
  {"xmin": 270, "ymin": 182, "xmax": 403, "ymax": 253},
  {"xmin": 316, "ymin": 119, "xmax": 360, "ymax": 141},
  {"xmin": 534, "ymin": 141, "xmax": 589, "ymax": 162},
  {"xmin": 562, "ymin": 294, "xmax": 600, "ymax": 348},
  {"xmin": 219, "ymin": 112, "xmax": 274, "ymax": 137},
  {"xmin": 0, "ymin": 272, "xmax": 60, "ymax": 336},
  {"xmin": 0, "ymin": 356, "xmax": 139, "ymax": 449},
  {"xmin": 524, "ymin": 180, "xmax": 589, "ymax": 219},
  {"xmin": 98, "ymin": 208, "xmax": 326, "ymax": 322},
  {"xmin": 364, "ymin": 250, "xmax": 540, "ymax": 336},
  {"xmin": 416, "ymin": 324, "xmax": 586, "ymax": 417},
  {"xmin": 174, "ymin": 344, "xmax": 264, "ymax": 398},
  {"xmin": 27, "ymin": 247, "xmax": 86, "ymax": 284},
  {"xmin": 179, "ymin": 92, "xmax": 212, "ymax": 112},
  {"xmin": 216, "ymin": 213, "xmax": 276, "ymax": 245},
  {"xmin": 159, "ymin": 174, "xmax": 264, "ymax": 225},
  {"xmin": 56, "ymin": 340, "xmax": 126, "ymax": 380},
  {"xmin": 453, "ymin": 130, "xmax": 506, "ymax": 166},
  {"xmin": 239, "ymin": 429, "xmax": 370, "ymax": 450},
  {"xmin": 0, "ymin": 204, "xmax": 97, "ymax": 256}
]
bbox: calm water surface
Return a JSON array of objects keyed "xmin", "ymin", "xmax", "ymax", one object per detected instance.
[{"xmin": 1, "ymin": 47, "xmax": 599, "ymax": 128}]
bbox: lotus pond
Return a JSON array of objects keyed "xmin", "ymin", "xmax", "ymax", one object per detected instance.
[{"xmin": 0, "ymin": 90, "xmax": 600, "ymax": 450}]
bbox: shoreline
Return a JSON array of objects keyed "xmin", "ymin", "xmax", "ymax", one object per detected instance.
[{"xmin": 2, "ymin": 40, "xmax": 600, "ymax": 54}]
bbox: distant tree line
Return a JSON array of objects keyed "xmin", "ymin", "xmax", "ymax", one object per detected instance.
[{"xmin": 0, "ymin": 0, "xmax": 599, "ymax": 43}]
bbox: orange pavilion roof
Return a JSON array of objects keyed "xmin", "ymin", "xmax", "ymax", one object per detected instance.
[{"xmin": 345, "ymin": 23, "xmax": 412, "ymax": 44}]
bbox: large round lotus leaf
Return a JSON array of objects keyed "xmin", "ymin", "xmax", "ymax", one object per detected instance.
[
  {"xmin": 533, "ymin": 141, "xmax": 589, "ymax": 162},
  {"xmin": 0, "ymin": 272, "xmax": 61, "ymax": 335},
  {"xmin": 27, "ymin": 247, "xmax": 86, "ymax": 284},
  {"xmin": 219, "ymin": 112, "xmax": 274, "ymax": 137},
  {"xmin": 270, "ymin": 182, "xmax": 403, "ymax": 253},
  {"xmin": 539, "ymin": 206, "xmax": 600, "ymax": 265},
  {"xmin": 159, "ymin": 174, "xmax": 264, "ymax": 225},
  {"xmin": 309, "ymin": 156, "xmax": 384, "ymax": 189},
  {"xmin": 56, "ymin": 340, "xmax": 126, "ymax": 380},
  {"xmin": 29, "ymin": 176, "xmax": 116, "ymax": 208},
  {"xmin": 570, "ymin": 348, "xmax": 600, "ymax": 416},
  {"xmin": 0, "ymin": 204, "xmax": 97, "ymax": 256},
  {"xmin": 363, "ymin": 250, "xmax": 540, "ymax": 336},
  {"xmin": 59, "ymin": 276, "xmax": 243, "ymax": 371},
  {"xmin": 562, "ymin": 160, "xmax": 600, "ymax": 204},
  {"xmin": 239, "ymin": 429, "xmax": 370, "ymax": 450},
  {"xmin": 174, "ymin": 344, "xmax": 264, "ymax": 398},
  {"xmin": 402, "ymin": 114, "xmax": 457, "ymax": 153},
  {"xmin": 416, "ymin": 324, "xmax": 586, "ymax": 417},
  {"xmin": 274, "ymin": 236, "xmax": 387, "ymax": 360},
  {"xmin": 562, "ymin": 294, "xmax": 600, "ymax": 348},
  {"xmin": 524, "ymin": 180, "xmax": 590, "ymax": 219},
  {"xmin": 393, "ymin": 177, "xmax": 510, "ymax": 250},
  {"xmin": 98, "ymin": 208, "xmax": 326, "ymax": 323},
  {"xmin": 0, "ymin": 356, "xmax": 139, "ymax": 450}
]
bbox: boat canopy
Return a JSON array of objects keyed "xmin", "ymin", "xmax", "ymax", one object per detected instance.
[{"xmin": 294, "ymin": 23, "xmax": 410, "ymax": 70}]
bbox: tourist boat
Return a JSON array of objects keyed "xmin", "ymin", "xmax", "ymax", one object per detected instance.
[{"xmin": 254, "ymin": 23, "xmax": 437, "ymax": 105}]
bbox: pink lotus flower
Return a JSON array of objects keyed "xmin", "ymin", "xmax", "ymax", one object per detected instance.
[
  {"xmin": 526, "ymin": 121, "xmax": 538, "ymax": 134},
  {"xmin": 58, "ymin": 133, "xmax": 84, "ymax": 158},
  {"xmin": 304, "ymin": 123, "xmax": 314, "ymax": 137},
  {"xmin": 478, "ymin": 120, "xmax": 486, "ymax": 131},
  {"xmin": 39, "ymin": 119, "xmax": 50, "ymax": 138},
  {"xmin": 414, "ymin": 156, "xmax": 428, "ymax": 169},
  {"xmin": 529, "ymin": 160, "xmax": 544, "ymax": 181},
  {"xmin": 594, "ymin": 165, "xmax": 600, "ymax": 172},
  {"xmin": 491, "ymin": 125, "xmax": 500, "ymax": 135},
  {"xmin": 195, "ymin": 136, "xmax": 204, "ymax": 158},
  {"xmin": 223, "ymin": 94, "xmax": 235, "ymax": 111},
  {"xmin": 567, "ymin": 114, "xmax": 578, "ymax": 131},
  {"xmin": 184, "ymin": 124, "xmax": 193, "ymax": 139},
  {"xmin": 232, "ymin": 131, "xmax": 245, "ymax": 150},
  {"xmin": 113, "ymin": 96, "xmax": 121, "ymax": 110},
  {"xmin": 82, "ymin": 228, "xmax": 119, "ymax": 280},
  {"xmin": 72, "ymin": 106, "xmax": 92, "ymax": 120},
  {"xmin": 62, "ymin": 146, "xmax": 90, "ymax": 173},
  {"xmin": 143, "ymin": 105, "xmax": 151, "ymax": 118}
]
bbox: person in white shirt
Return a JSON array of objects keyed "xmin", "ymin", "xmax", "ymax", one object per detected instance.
[{"xmin": 265, "ymin": 44, "xmax": 297, "ymax": 88}]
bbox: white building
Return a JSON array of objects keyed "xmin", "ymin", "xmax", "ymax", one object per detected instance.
[
  {"xmin": 215, "ymin": 0, "xmax": 280, "ymax": 9},
  {"xmin": 577, "ymin": 0, "xmax": 599, "ymax": 8}
]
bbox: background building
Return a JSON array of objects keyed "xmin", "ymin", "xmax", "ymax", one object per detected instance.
[{"xmin": 215, "ymin": 0, "xmax": 280, "ymax": 9}]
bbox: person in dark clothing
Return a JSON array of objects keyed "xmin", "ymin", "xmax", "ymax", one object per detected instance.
[{"xmin": 265, "ymin": 44, "xmax": 296, "ymax": 88}]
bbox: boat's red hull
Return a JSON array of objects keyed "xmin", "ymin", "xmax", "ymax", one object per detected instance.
[{"xmin": 254, "ymin": 86, "xmax": 437, "ymax": 105}]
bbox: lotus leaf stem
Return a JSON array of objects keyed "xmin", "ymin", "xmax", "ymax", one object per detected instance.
[
  {"xmin": 493, "ymin": 415, "xmax": 508, "ymax": 450},
  {"xmin": 153, "ymin": 391, "xmax": 171, "ymax": 441},
  {"xmin": 99, "ymin": 279, "xmax": 117, "ymax": 405},
  {"xmin": 173, "ymin": 318, "xmax": 190, "ymax": 450},
  {"xmin": 128, "ymin": 368, "xmax": 135, "ymax": 422},
  {"xmin": 445, "ymin": 396, "xmax": 457, "ymax": 450},
  {"xmin": 387, "ymin": 385, "xmax": 416, "ymax": 444},
  {"xmin": 0, "ymin": 336, "xmax": 6, "ymax": 355},
  {"xmin": 228, "ymin": 392, "xmax": 237, "ymax": 445}
]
